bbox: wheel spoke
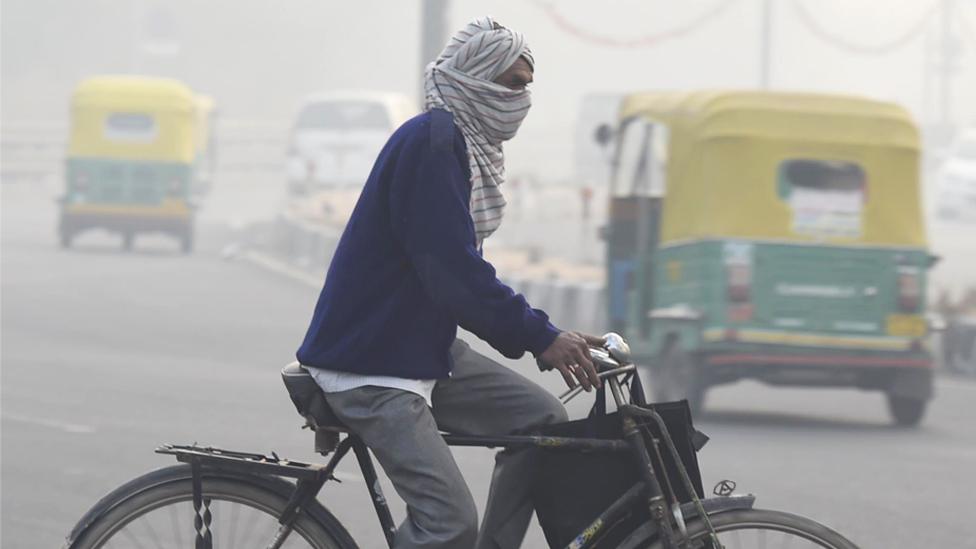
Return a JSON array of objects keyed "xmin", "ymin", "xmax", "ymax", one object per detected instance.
[
  {"xmin": 120, "ymin": 526, "xmax": 150, "ymax": 549},
  {"xmin": 212, "ymin": 500, "xmax": 220, "ymax": 549},
  {"xmin": 83, "ymin": 488, "xmax": 334, "ymax": 549},
  {"xmin": 139, "ymin": 513, "xmax": 167, "ymax": 549},
  {"xmin": 227, "ymin": 499, "xmax": 242, "ymax": 549},
  {"xmin": 685, "ymin": 511, "xmax": 857, "ymax": 549},
  {"xmin": 167, "ymin": 503, "xmax": 185, "ymax": 547},
  {"xmin": 238, "ymin": 502, "xmax": 261, "ymax": 547}
]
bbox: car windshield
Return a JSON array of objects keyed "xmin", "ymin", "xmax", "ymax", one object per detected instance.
[{"xmin": 295, "ymin": 101, "xmax": 390, "ymax": 131}]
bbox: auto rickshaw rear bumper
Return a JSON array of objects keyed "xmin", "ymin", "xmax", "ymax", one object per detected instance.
[
  {"xmin": 60, "ymin": 201, "xmax": 192, "ymax": 235},
  {"xmin": 699, "ymin": 347, "xmax": 934, "ymax": 400},
  {"xmin": 703, "ymin": 351, "xmax": 932, "ymax": 369}
]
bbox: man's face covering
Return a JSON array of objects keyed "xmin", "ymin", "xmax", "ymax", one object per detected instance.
[{"xmin": 424, "ymin": 16, "xmax": 534, "ymax": 245}]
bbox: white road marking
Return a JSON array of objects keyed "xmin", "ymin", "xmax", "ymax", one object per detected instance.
[
  {"xmin": 240, "ymin": 249, "xmax": 321, "ymax": 288},
  {"xmin": 2, "ymin": 412, "xmax": 96, "ymax": 434}
]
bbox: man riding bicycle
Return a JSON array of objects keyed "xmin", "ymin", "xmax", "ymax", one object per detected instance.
[{"xmin": 297, "ymin": 16, "xmax": 603, "ymax": 549}]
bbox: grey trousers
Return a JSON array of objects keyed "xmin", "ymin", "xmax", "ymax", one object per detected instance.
[{"xmin": 323, "ymin": 339, "xmax": 568, "ymax": 549}]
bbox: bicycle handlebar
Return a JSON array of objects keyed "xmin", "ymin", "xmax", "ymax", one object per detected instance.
[
  {"xmin": 556, "ymin": 333, "xmax": 635, "ymax": 403},
  {"xmin": 537, "ymin": 332, "xmax": 632, "ymax": 373}
]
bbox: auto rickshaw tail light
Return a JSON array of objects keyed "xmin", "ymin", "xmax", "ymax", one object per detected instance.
[
  {"xmin": 726, "ymin": 263, "xmax": 751, "ymax": 303},
  {"xmin": 898, "ymin": 268, "xmax": 920, "ymax": 312},
  {"xmin": 727, "ymin": 303, "xmax": 754, "ymax": 323}
]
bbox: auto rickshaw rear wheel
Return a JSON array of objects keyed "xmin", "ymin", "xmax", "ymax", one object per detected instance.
[
  {"xmin": 886, "ymin": 394, "xmax": 927, "ymax": 427},
  {"xmin": 121, "ymin": 232, "xmax": 135, "ymax": 252},
  {"xmin": 60, "ymin": 231, "xmax": 73, "ymax": 249},
  {"xmin": 179, "ymin": 231, "xmax": 194, "ymax": 254},
  {"xmin": 651, "ymin": 342, "xmax": 706, "ymax": 417}
]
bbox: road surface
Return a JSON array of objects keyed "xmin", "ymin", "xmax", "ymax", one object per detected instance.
[{"xmin": 2, "ymin": 181, "xmax": 974, "ymax": 548}]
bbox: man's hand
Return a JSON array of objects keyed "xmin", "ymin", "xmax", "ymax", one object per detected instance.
[{"xmin": 539, "ymin": 332, "xmax": 607, "ymax": 391}]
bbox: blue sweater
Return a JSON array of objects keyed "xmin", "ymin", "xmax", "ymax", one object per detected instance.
[{"xmin": 296, "ymin": 109, "xmax": 560, "ymax": 379}]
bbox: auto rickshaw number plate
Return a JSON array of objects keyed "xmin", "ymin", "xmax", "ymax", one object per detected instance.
[{"xmin": 885, "ymin": 314, "xmax": 926, "ymax": 337}]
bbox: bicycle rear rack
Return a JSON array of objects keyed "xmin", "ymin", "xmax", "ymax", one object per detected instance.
[
  {"xmin": 157, "ymin": 444, "xmax": 346, "ymax": 549},
  {"xmin": 156, "ymin": 443, "xmax": 333, "ymax": 481}
]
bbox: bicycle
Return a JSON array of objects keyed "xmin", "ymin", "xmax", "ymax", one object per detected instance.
[{"xmin": 63, "ymin": 334, "xmax": 860, "ymax": 549}]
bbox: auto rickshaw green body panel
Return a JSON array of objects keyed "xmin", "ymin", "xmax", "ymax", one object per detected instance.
[{"xmin": 604, "ymin": 91, "xmax": 934, "ymax": 425}]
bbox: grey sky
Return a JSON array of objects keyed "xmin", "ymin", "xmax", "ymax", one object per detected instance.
[{"xmin": 3, "ymin": 0, "xmax": 973, "ymax": 178}]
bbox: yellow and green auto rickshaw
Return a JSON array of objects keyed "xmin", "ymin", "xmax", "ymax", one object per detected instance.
[
  {"xmin": 59, "ymin": 76, "xmax": 213, "ymax": 253},
  {"xmin": 602, "ymin": 91, "xmax": 936, "ymax": 425}
]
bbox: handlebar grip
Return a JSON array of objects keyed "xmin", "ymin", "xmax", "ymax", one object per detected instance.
[
  {"xmin": 535, "ymin": 333, "xmax": 631, "ymax": 372},
  {"xmin": 539, "ymin": 348, "xmax": 618, "ymax": 372}
]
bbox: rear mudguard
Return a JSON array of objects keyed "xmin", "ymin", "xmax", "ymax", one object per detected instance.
[
  {"xmin": 680, "ymin": 494, "xmax": 756, "ymax": 521},
  {"xmin": 62, "ymin": 464, "xmax": 340, "ymax": 548}
]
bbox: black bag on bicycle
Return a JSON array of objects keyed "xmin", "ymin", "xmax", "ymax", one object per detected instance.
[{"xmin": 530, "ymin": 379, "xmax": 706, "ymax": 548}]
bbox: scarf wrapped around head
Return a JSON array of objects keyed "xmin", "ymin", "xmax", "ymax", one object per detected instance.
[{"xmin": 424, "ymin": 16, "xmax": 533, "ymax": 246}]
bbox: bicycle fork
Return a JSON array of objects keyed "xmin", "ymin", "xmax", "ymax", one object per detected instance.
[
  {"xmin": 609, "ymin": 376, "xmax": 688, "ymax": 549},
  {"xmin": 620, "ymin": 414, "xmax": 687, "ymax": 549}
]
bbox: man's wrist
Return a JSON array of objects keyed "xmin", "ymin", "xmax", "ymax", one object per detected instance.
[{"xmin": 528, "ymin": 324, "xmax": 561, "ymax": 359}]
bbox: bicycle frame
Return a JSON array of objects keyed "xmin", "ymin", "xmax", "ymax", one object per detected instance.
[{"xmin": 159, "ymin": 375, "xmax": 739, "ymax": 549}]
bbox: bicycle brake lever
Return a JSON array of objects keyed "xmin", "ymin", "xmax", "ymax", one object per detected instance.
[
  {"xmin": 559, "ymin": 364, "xmax": 637, "ymax": 403},
  {"xmin": 560, "ymin": 385, "xmax": 585, "ymax": 404}
]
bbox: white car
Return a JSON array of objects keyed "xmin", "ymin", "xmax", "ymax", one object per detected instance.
[
  {"xmin": 935, "ymin": 129, "xmax": 976, "ymax": 219},
  {"xmin": 287, "ymin": 91, "xmax": 415, "ymax": 193}
]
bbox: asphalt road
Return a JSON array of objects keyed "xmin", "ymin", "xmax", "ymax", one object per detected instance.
[{"xmin": 3, "ymin": 182, "xmax": 975, "ymax": 548}]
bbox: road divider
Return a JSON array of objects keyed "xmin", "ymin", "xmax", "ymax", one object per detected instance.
[{"xmin": 242, "ymin": 213, "xmax": 608, "ymax": 335}]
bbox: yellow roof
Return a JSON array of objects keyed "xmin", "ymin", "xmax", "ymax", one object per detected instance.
[
  {"xmin": 617, "ymin": 91, "xmax": 925, "ymax": 247},
  {"xmin": 194, "ymin": 94, "xmax": 215, "ymax": 113},
  {"xmin": 619, "ymin": 90, "xmax": 919, "ymax": 150},
  {"xmin": 72, "ymin": 75, "xmax": 196, "ymax": 112}
]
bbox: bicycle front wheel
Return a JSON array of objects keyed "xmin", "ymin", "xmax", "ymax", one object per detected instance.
[
  {"xmin": 65, "ymin": 465, "xmax": 357, "ymax": 549},
  {"xmin": 620, "ymin": 508, "xmax": 860, "ymax": 549}
]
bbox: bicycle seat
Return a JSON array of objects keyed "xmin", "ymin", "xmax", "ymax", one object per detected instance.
[{"xmin": 281, "ymin": 362, "xmax": 348, "ymax": 454}]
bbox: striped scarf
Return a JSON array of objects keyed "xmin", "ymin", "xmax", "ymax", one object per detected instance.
[{"xmin": 424, "ymin": 17, "xmax": 533, "ymax": 246}]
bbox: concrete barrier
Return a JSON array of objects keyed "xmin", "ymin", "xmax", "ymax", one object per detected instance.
[
  {"xmin": 252, "ymin": 214, "xmax": 610, "ymax": 336},
  {"xmin": 501, "ymin": 276, "xmax": 606, "ymax": 335}
]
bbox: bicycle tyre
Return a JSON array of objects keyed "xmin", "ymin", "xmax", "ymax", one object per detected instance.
[
  {"xmin": 64, "ymin": 464, "xmax": 357, "ymax": 549},
  {"xmin": 618, "ymin": 508, "xmax": 860, "ymax": 549}
]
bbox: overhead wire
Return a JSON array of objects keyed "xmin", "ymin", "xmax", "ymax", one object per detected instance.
[
  {"xmin": 791, "ymin": 0, "xmax": 939, "ymax": 55},
  {"xmin": 528, "ymin": 0, "xmax": 739, "ymax": 49}
]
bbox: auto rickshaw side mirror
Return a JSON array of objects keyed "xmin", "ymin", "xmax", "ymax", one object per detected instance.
[
  {"xmin": 927, "ymin": 254, "xmax": 941, "ymax": 268},
  {"xmin": 594, "ymin": 123, "xmax": 615, "ymax": 149}
]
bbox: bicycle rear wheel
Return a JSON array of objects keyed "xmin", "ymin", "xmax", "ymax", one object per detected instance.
[
  {"xmin": 66, "ymin": 465, "xmax": 356, "ymax": 549},
  {"xmin": 619, "ymin": 508, "xmax": 860, "ymax": 549}
]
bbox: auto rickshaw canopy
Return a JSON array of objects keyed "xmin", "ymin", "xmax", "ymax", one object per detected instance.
[
  {"xmin": 69, "ymin": 76, "xmax": 200, "ymax": 163},
  {"xmin": 618, "ymin": 90, "xmax": 925, "ymax": 248}
]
